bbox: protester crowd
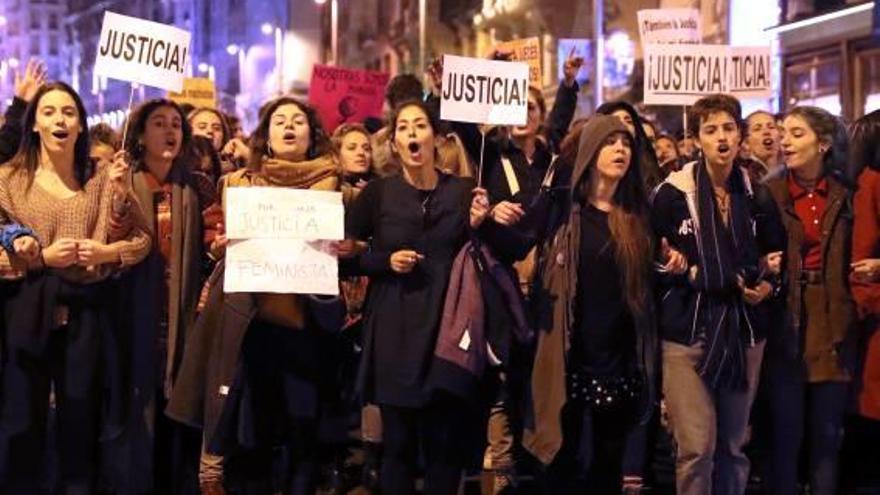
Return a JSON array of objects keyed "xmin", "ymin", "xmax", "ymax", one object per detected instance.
[{"xmin": 0, "ymin": 47, "xmax": 878, "ymax": 495}]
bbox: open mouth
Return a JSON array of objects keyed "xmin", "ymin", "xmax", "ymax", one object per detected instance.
[
  {"xmin": 408, "ymin": 141, "xmax": 423, "ymax": 161},
  {"xmin": 718, "ymin": 144, "xmax": 731, "ymax": 154},
  {"xmin": 283, "ymin": 131, "xmax": 297, "ymax": 144},
  {"xmin": 51, "ymin": 130, "xmax": 70, "ymax": 140},
  {"xmin": 612, "ymin": 156, "xmax": 627, "ymax": 166},
  {"xmin": 762, "ymin": 138, "xmax": 774, "ymax": 147}
]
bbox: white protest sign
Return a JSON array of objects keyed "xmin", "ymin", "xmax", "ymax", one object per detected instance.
[
  {"xmin": 643, "ymin": 44, "xmax": 771, "ymax": 106},
  {"xmin": 224, "ymin": 187, "xmax": 344, "ymax": 241},
  {"xmin": 637, "ymin": 8, "xmax": 702, "ymax": 46},
  {"xmin": 440, "ymin": 55, "xmax": 529, "ymax": 126},
  {"xmin": 225, "ymin": 239, "xmax": 339, "ymax": 295},
  {"xmin": 223, "ymin": 187, "xmax": 344, "ymax": 295},
  {"xmin": 728, "ymin": 46, "xmax": 773, "ymax": 100},
  {"xmin": 94, "ymin": 11, "xmax": 191, "ymax": 92}
]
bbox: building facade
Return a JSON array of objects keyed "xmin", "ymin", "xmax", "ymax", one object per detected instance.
[
  {"xmin": 773, "ymin": 0, "xmax": 879, "ymax": 120},
  {"xmin": 1, "ymin": 0, "xmax": 68, "ymax": 105}
]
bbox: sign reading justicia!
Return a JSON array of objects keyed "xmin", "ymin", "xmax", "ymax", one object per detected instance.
[
  {"xmin": 94, "ymin": 11, "xmax": 192, "ymax": 93},
  {"xmin": 643, "ymin": 44, "xmax": 771, "ymax": 106},
  {"xmin": 440, "ymin": 55, "xmax": 529, "ymax": 126}
]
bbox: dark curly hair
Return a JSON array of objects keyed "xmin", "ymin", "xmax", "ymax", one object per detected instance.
[
  {"xmin": 247, "ymin": 97, "xmax": 332, "ymax": 170},
  {"xmin": 849, "ymin": 109, "xmax": 880, "ymax": 178},
  {"xmin": 124, "ymin": 98, "xmax": 193, "ymax": 169}
]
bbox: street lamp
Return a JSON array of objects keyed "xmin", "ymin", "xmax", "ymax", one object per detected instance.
[
  {"xmin": 227, "ymin": 43, "xmax": 247, "ymax": 96},
  {"xmin": 315, "ymin": 0, "xmax": 338, "ymax": 65},
  {"xmin": 263, "ymin": 23, "xmax": 283, "ymax": 95},
  {"xmin": 419, "ymin": 0, "xmax": 426, "ymax": 74},
  {"xmin": 198, "ymin": 62, "xmax": 216, "ymax": 81}
]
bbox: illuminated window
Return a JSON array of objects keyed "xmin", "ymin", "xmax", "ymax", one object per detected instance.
[
  {"xmin": 856, "ymin": 50, "xmax": 880, "ymax": 117},
  {"xmin": 785, "ymin": 53, "xmax": 842, "ymax": 116}
]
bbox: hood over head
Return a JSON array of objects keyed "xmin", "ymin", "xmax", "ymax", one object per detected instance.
[{"xmin": 570, "ymin": 115, "xmax": 630, "ymax": 200}]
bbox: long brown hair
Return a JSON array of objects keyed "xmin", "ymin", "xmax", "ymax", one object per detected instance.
[
  {"xmin": 579, "ymin": 131, "xmax": 653, "ymax": 315},
  {"xmin": 12, "ymin": 82, "xmax": 93, "ymax": 188}
]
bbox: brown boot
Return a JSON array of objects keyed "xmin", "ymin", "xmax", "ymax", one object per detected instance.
[{"xmin": 200, "ymin": 481, "xmax": 227, "ymax": 495}]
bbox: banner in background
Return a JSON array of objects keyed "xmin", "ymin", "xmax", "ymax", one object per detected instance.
[
  {"xmin": 168, "ymin": 77, "xmax": 216, "ymax": 109},
  {"xmin": 307, "ymin": 65, "xmax": 390, "ymax": 133},
  {"xmin": 497, "ymin": 37, "xmax": 542, "ymax": 86},
  {"xmin": 637, "ymin": 8, "xmax": 702, "ymax": 46}
]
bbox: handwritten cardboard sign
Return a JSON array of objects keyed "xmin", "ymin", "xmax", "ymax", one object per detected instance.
[
  {"xmin": 225, "ymin": 239, "xmax": 339, "ymax": 295},
  {"xmin": 223, "ymin": 187, "xmax": 344, "ymax": 294},
  {"xmin": 224, "ymin": 187, "xmax": 344, "ymax": 241}
]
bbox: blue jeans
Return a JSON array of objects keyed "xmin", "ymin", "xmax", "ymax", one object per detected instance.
[{"xmin": 762, "ymin": 348, "xmax": 848, "ymax": 495}]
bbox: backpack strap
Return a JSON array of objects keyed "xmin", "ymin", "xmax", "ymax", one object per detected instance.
[{"xmin": 501, "ymin": 156, "xmax": 521, "ymax": 196}]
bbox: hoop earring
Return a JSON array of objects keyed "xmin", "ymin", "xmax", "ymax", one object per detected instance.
[{"xmin": 266, "ymin": 144, "xmax": 274, "ymax": 158}]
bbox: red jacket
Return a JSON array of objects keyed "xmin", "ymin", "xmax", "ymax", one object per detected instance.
[{"xmin": 851, "ymin": 168, "xmax": 880, "ymax": 420}]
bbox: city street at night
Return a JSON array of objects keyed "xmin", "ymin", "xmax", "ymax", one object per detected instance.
[{"xmin": 0, "ymin": 0, "xmax": 879, "ymax": 494}]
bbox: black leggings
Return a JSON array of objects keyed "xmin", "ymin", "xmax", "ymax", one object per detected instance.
[
  {"xmin": 541, "ymin": 402, "xmax": 633, "ymax": 494},
  {"xmin": 379, "ymin": 396, "xmax": 470, "ymax": 495}
]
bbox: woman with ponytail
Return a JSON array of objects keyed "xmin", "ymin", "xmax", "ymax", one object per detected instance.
[{"xmin": 762, "ymin": 106, "xmax": 855, "ymax": 495}]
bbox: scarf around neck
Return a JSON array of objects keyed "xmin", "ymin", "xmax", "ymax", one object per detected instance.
[
  {"xmin": 693, "ymin": 161, "xmax": 760, "ymax": 391},
  {"xmin": 254, "ymin": 155, "xmax": 340, "ymax": 189}
]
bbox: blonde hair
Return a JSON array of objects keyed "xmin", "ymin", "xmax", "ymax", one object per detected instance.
[{"xmin": 437, "ymin": 133, "xmax": 474, "ymax": 178}]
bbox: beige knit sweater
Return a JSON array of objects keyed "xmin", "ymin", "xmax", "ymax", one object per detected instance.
[{"xmin": 0, "ymin": 165, "xmax": 151, "ymax": 283}]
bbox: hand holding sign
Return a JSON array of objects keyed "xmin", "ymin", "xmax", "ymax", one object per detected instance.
[{"xmin": 109, "ymin": 150, "xmax": 132, "ymax": 199}]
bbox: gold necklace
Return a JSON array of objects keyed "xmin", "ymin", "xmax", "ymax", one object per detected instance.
[{"xmin": 714, "ymin": 187, "xmax": 730, "ymax": 219}]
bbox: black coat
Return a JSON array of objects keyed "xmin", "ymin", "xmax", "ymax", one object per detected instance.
[{"xmin": 0, "ymin": 98, "xmax": 27, "ymax": 165}]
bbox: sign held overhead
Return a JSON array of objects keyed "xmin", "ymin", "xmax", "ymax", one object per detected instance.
[
  {"xmin": 94, "ymin": 11, "xmax": 191, "ymax": 92},
  {"xmin": 440, "ymin": 55, "xmax": 530, "ymax": 126},
  {"xmin": 637, "ymin": 8, "xmax": 702, "ymax": 46},
  {"xmin": 643, "ymin": 44, "xmax": 771, "ymax": 106},
  {"xmin": 307, "ymin": 65, "xmax": 390, "ymax": 133},
  {"xmin": 168, "ymin": 78, "xmax": 216, "ymax": 109},
  {"xmin": 497, "ymin": 37, "xmax": 543, "ymax": 86}
]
